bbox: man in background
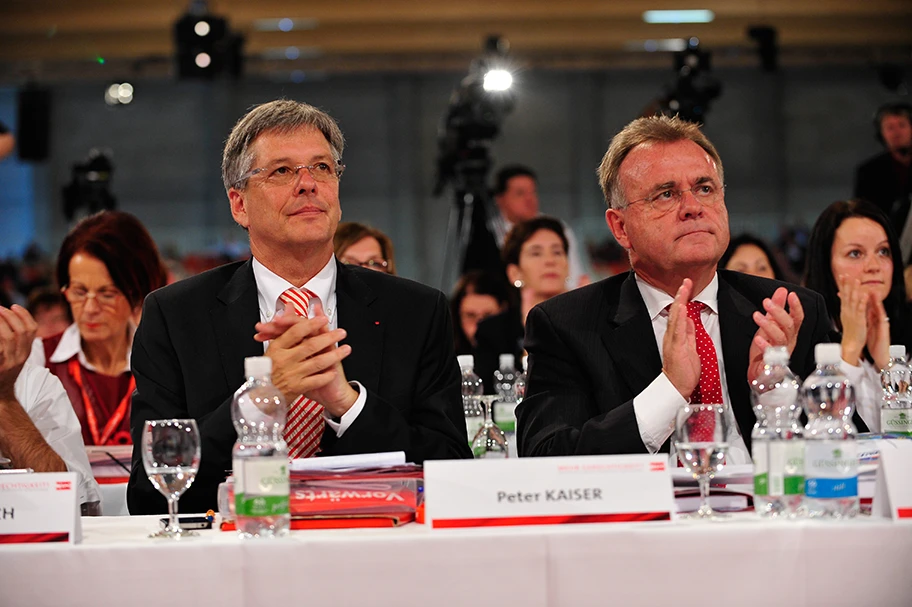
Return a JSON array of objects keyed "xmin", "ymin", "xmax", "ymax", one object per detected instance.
[{"xmin": 854, "ymin": 103, "xmax": 912, "ymax": 260}]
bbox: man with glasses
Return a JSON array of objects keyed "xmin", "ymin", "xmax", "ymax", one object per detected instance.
[
  {"xmin": 517, "ymin": 115, "xmax": 842, "ymax": 459},
  {"xmin": 127, "ymin": 99, "xmax": 471, "ymax": 515}
]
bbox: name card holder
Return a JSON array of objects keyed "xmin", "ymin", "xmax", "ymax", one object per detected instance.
[
  {"xmin": 873, "ymin": 440, "xmax": 912, "ymax": 520},
  {"xmin": 424, "ymin": 454, "xmax": 674, "ymax": 529},
  {"xmin": 0, "ymin": 472, "xmax": 81, "ymax": 544}
]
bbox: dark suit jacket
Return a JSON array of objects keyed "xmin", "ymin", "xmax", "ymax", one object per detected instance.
[
  {"xmin": 854, "ymin": 151, "xmax": 912, "ymax": 228},
  {"xmin": 127, "ymin": 259, "xmax": 471, "ymax": 515},
  {"xmin": 474, "ymin": 308, "xmax": 524, "ymax": 394},
  {"xmin": 516, "ymin": 270, "xmax": 866, "ymax": 458}
]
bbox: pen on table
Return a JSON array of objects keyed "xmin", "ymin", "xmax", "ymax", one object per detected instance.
[{"xmin": 105, "ymin": 451, "xmax": 132, "ymax": 475}]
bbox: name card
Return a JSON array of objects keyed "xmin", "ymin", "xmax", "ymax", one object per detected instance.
[
  {"xmin": 0, "ymin": 472, "xmax": 81, "ymax": 544},
  {"xmin": 873, "ymin": 440, "xmax": 912, "ymax": 520},
  {"xmin": 424, "ymin": 454, "xmax": 674, "ymax": 528}
]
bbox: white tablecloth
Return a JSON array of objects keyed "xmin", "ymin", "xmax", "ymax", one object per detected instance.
[{"xmin": 1, "ymin": 515, "xmax": 910, "ymax": 607}]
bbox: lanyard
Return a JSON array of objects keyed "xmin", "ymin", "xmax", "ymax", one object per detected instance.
[{"xmin": 68, "ymin": 359, "xmax": 135, "ymax": 446}]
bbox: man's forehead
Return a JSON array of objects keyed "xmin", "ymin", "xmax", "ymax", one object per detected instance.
[
  {"xmin": 251, "ymin": 126, "xmax": 332, "ymax": 159},
  {"xmin": 620, "ymin": 139, "xmax": 718, "ymax": 186}
]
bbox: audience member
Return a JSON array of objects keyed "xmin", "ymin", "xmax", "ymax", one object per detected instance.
[
  {"xmin": 127, "ymin": 99, "xmax": 471, "ymax": 515},
  {"xmin": 450, "ymin": 270, "xmax": 511, "ymax": 355},
  {"xmin": 804, "ymin": 199, "xmax": 911, "ymax": 431},
  {"xmin": 334, "ymin": 221, "xmax": 396, "ymax": 274},
  {"xmin": 0, "ymin": 304, "xmax": 100, "ymax": 513},
  {"xmin": 475, "ymin": 216, "xmax": 569, "ymax": 392},
  {"xmin": 0, "ymin": 119, "xmax": 14, "ymax": 160},
  {"xmin": 27, "ymin": 287, "xmax": 72, "ymax": 339},
  {"xmin": 720, "ymin": 233, "xmax": 787, "ymax": 281},
  {"xmin": 854, "ymin": 103, "xmax": 912, "ymax": 260},
  {"xmin": 28, "ymin": 211, "xmax": 167, "ymax": 447},
  {"xmin": 517, "ymin": 115, "xmax": 860, "ymax": 459},
  {"xmin": 588, "ymin": 236, "xmax": 630, "ymax": 279},
  {"xmin": 492, "ymin": 166, "xmax": 588, "ymax": 288}
]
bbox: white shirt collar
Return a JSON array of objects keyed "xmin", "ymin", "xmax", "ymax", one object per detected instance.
[
  {"xmin": 49, "ymin": 322, "xmax": 133, "ymax": 373},
  {"xmin": 252, "ymin": 255, "xmax": 337, "ymax": 325},
  {"xmin": 634, "ymin": 272, "xmax": 720, "ymax": 321}
]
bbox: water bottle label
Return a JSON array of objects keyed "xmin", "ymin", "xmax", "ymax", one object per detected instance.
[
  {"xmin": 804, "ymin": 442, "xmax": 858, "ymax": 498},
  {"xmin": 753, "ymin": 441, "xmax": 769, "ymax": 496},
  {"xmin": 465, "ymin": 417, "xmax": 484, "ymax": 445},
  {"xmin": 881, "ymin": 409, "xmax": 912, "ymax": 436},
  {"xmin": 493, "ymin": 401, "xmax": 517, "ymax": 433},
  {"xmin": 234, "ymin": 458, "xmax": 290, "ymax": 517}
]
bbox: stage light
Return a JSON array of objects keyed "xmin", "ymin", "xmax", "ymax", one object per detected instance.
[
  {"xmin": 483, "ymin": 69, "xmax": 512, "ymax": 92},
  {"xmin": 174, "ymin": 2, "xmax": 244, "ymax": 79},
  {"xmin": 194, "ymin": 21, "xmax": 210, "ymax": 36},
  {"xmin": 195, "ymin": 52, "xmax": 212, "ymax": 68},
  {"xmin": 643, "ymin": 10, "xmax": 714, "ymax": 24},
  {"xmin": 104, "ymin": 82, "xmax": 134, "ymax": 105},
  {"xmin": 278, "ymin": 18, "xmax": 294, "ymax": 32}
]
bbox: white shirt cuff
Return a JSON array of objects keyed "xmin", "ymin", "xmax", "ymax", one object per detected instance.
[
  {"xmin": 324, "ymin": 381, "xmax": 366, "ymax": 437},
  {"xmin": 633, "ymin": 373, "xmax": 689, "ymax": 453},
  {"xmin": 839, "ymin": 359, "xmax": 865, "ymax": 385}
]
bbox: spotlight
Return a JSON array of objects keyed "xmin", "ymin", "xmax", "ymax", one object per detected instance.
[
  {"xmin": 174, "ymin": 1, "xmax": 244, "ymax": 79},
  {"xmin": 655, "ymin": 38, "xmax": 722, "ymax": 123},
  {"xmin": 483, "ymin": 69, "xmax": 513, "ymax": 92},
  {"xmin": 104, "ymin": 82, "xmax": 134, "ymax": 105}
]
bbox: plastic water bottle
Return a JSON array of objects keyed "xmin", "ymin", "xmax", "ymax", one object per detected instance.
[
  {"xmin": 493, "ymin": 354, "xmax": 518, "ymax": 458},
  {"xmin": 514, "ymin": 355, "xmax": 528, "ymax": 403},
  {"xmin": 749, "ymin": 346, "xmax": 803, "ymax": 518},
  {"xmin": 231, "ymin": 356, "xmax": 290, "ymax": 538},
  {"xmin": 881, "ymin": 345, "xmax": 912, "ymax": 436},
  {"xmin": 458, "ymin": 355, "xmax": 484, "ymax": 446},
  {"xmin": 801, "ymin": 343, "xmax": 859, "ymax": 518}
]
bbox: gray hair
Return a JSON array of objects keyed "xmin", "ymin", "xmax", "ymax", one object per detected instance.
[
  {"xmin": 596, "ymin": 114, "xmax": 723, "ymax": 210},
  {"xmin": 221, "ymin": 99, "xmax": 345, "ymax": 191}
]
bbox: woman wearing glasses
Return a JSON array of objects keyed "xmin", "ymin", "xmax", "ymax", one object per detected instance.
[
  {"xmin": 28, "ymin": 211, "xmax": 167, "ymax": 446},
  {"xmin": 333, "ymin": 222, "xmax": 396, "ymax": 274}
]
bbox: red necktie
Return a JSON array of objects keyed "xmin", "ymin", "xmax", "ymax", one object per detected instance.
[
  {"xmin": 279, "ymin": 287, "xmax": 325, "ymax": 459},
  {"xmin": 686, "ymin": 301, "xmax": 723, "ymax": 442}
]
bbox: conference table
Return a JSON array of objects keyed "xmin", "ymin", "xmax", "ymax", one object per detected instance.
[{"xmin": 1, "ymin": 513, "xmax": 910, "ymax": 607}]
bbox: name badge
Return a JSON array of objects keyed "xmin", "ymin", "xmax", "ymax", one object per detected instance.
[
  {"xmin": 873, "ymin": 440, "xmax": 912, "ymax": 520},
  {"xmin": 424, "ymin": 454, "xmax": 674, "ymax": 528},
  {"xmin": 0, "ymin": 472, "xmax": 81, "ymax": 544}
]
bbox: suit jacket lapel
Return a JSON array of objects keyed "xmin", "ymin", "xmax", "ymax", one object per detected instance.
[
  {"xmin": 335, "ymin": 261, "xmax": 382, "ymax": 395},
  {"xmin": 600, "ymin": 273, "xmax": 663, "ymax": 398},
  {"xmin": 717, "ymin": 274, "xmax": 760, "ymax": 451},
  {"xmin": 211, "ymin": 259, "xmax": 262, "ymax": 391}
]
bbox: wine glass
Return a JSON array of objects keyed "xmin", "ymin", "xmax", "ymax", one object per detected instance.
[
  {"xmin": 674, "ymin": 403, "xmax": 729, "ymax": 520},
  {"xmin": 142, "ymin": 419, "xmax": 201, "ymax": 538},
  {"xmin": 472, "ymin": 395, "xmax": 509, "ymax": 458}
]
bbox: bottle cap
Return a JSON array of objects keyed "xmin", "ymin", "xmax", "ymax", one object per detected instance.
[
  {"xmin": 499, "ymin": 353, "xmax": 515, "ymax": 369},
  {"xmin": 763, "ymin": 345, "xmax": 789, "ymax": 365},
  {"xmin": 244, "ymin": 356, "xmax": 272, "ymax": 378},
  {"xmin": 890, "ymin": 345, "xmax": 907, "ymax": 360},
  {"xmin": 814, "ymin": 343, "xmax": 842, "ymax": 365},
  {"xmin": 457, "ymin": 354, "xmax": 475, "ymax": 370}
]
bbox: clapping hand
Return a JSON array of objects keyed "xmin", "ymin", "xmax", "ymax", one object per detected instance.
[
  {"xmin": 748, "ymin": 287, "xmax": 804, "ymax": 383},
  {"xmin": 838, "ymin": 274, "xmax": 891, "ymax": 369},
  {"xmin": 0, "ymin": 305, "xmax": 38, "ymax": 398},
  {"xmin": 662, "ymin": 279, "xmax": 701, "ymax": 400}
]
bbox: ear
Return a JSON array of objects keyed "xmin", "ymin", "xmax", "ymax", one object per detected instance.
[
  {"xmin": 605, "ymin": 208, "xmax": 631, "ymax": 250},
  {"xmin": 506, "ymin": 263, "xmax": 522, "ymax": 285},
  {"xmin": 228, "ymin": 188, "xmax": 250, "ymax": 229}
]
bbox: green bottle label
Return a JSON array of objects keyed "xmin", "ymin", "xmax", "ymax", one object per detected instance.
[{"xmin": 234, "ymin": 458, "xmax": 289, "ymax": 517}]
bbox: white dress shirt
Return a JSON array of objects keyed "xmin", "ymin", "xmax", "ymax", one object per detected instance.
[
  {"xmin": 631, "ymin": 273, "xmax": 752, "ymax": 465},
  {"xmin": 9, "ymin": 363, "xmax": 101, "ymax": 506},
  {"xmin": 28, "ymin": 322, "xmax": 133, "ymax": 373},
  {"xmin": 252, "ymin": 256, "xmax": 366, "ymax": 437}
]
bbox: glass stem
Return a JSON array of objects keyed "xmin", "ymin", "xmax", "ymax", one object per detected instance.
[
  {"xmin": 167, "ymin": 497, "xmax": 180, "ymax": 531},
  {"xmin": 698, "ymin": 475, "xmax": 712, "ymax": 516},
  {"xmin": 485, "ymin": 399, "xmax": 493, "ymax": 424}
]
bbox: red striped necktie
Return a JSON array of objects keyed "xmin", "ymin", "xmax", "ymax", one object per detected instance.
[
  {"xmin": 278, "ymin": 287, "xmax": 325, "ymax": 459},
  {"xmin": 686, "ymin": 301, "xmax": 723, "ymax": 442}
]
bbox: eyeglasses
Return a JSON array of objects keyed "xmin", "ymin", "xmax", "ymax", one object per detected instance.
[
  {"xmin": 63, "ymin": 285, "xmax": 123, "ymax": 307},
  {"xmin": 235, "ymin": 162, "xmax": 345, "ymax": 188},
  {"xmin": 341, "ymin": 258, "xmax": 389, "ymax": 272},
  {"xmin": 624, "ymin": 181, "xmax": 725, "ymax": 215}
]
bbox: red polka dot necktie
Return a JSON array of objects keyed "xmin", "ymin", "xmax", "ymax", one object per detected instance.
[
  {"xmin": 279, "ymin": 287, "xmax": 325, "ymax": 459},
  {"xmin": 686, "ymin": 301, "xmax": 723, "ymax": 442}
]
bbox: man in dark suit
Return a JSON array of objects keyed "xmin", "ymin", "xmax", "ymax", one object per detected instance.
[
  {"xmin": 128, "ymin": 100, "xmax": 470, "ymax": 515},
  {"xmin": 517, "ymin": 115, "xmax": 855, "ymax": 460}
]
